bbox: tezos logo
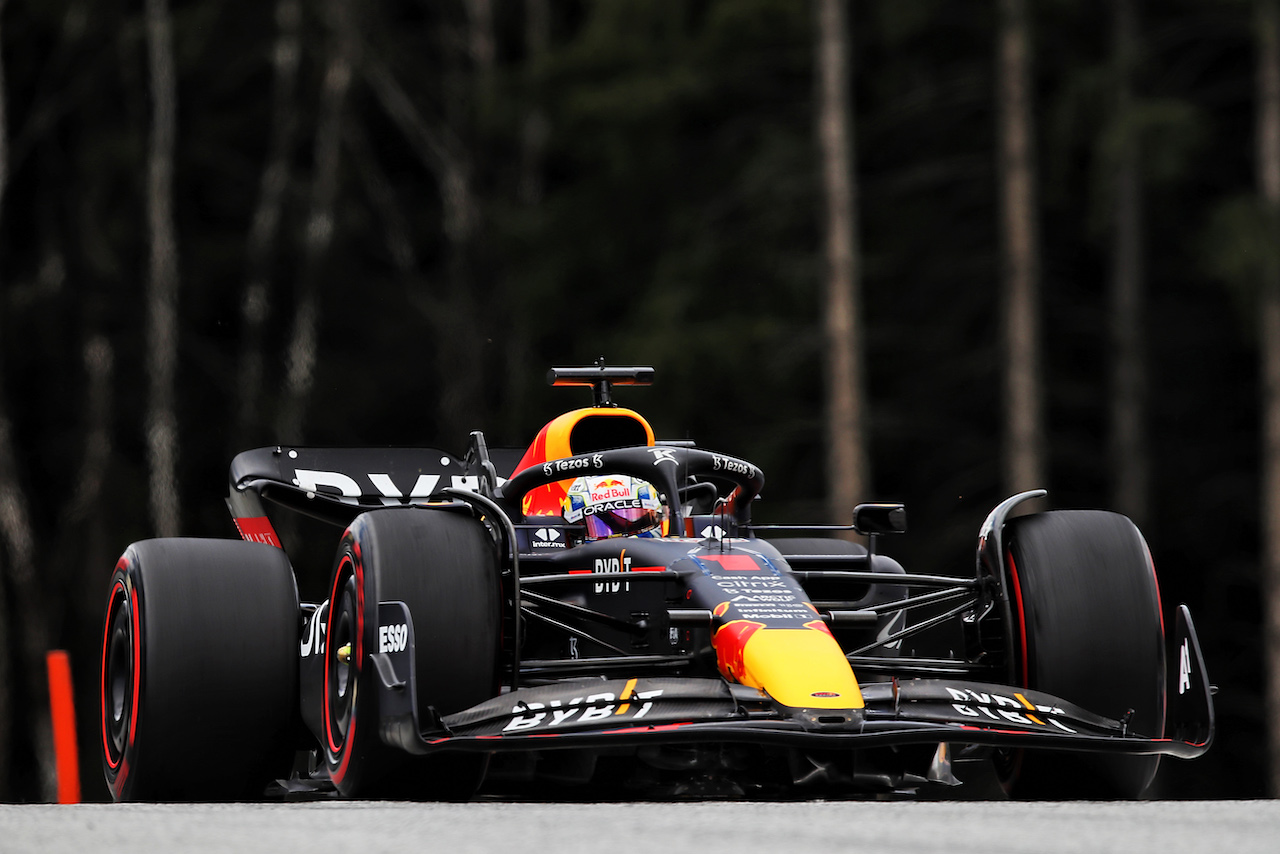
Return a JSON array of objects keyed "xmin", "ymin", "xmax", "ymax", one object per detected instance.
[
  {"xmin": 543, "ymin": 456, "xmax": 597, "ymax": 478},
  {"xmin": 649, "ymin": 448, "xmax": 678, "ymax": 466},
  {"xmin": 712, "ymin": 454, "xmax": 754, "ymax": 478},
  {"xmin": 379, "ymin": 623, "xmax": 409, "ymax": 654}
]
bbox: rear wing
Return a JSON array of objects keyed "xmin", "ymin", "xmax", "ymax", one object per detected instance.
[{"xmin": 226, "ymin": 445, "xmax": 501, "ymax": 544}]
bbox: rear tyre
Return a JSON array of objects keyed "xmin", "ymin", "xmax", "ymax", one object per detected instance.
[
  {"xmin": 322, "ymin": 508, "xmax": 501, "ymax": 799},
  {"xmin": 998, "ymin": 510, "xmax": 1165, "ymax": 799},
  {"xmin": 100, "ymin": 538, "xmax": 299, "ymax": 801}
]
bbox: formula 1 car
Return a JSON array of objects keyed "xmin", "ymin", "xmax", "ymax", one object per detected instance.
[{"xmin": 99, "ymin": 364, "xmax": 1214, "ymax": 801}]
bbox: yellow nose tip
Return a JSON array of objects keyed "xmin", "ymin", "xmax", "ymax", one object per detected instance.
[{"xmin": 740, "ymin": 628, "xmax": 864, "ymax": 709}]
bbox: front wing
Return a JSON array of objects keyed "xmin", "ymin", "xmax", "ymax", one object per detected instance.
[{"xmin": 373, "ymin": 605, "xmax": 1213, "ymax": 762}]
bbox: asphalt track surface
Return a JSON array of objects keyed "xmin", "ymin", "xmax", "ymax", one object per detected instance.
[{"xmin": 1, "ymin": 799, "xmax": 1278, "ymax": 854}]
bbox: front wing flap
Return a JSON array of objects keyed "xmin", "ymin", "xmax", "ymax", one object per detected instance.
[
  {"xmin": 371, "ymin": 605, "xmax": 1214, "ymax": 763},
  {"xmin": 377, "ymin": 677, "xmax": 1211, "ymax": 762}
]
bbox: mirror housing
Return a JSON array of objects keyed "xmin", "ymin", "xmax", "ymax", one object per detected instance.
[{"xmin": 853, "ymin": 503, "xmax": 907, "ymax": 536}]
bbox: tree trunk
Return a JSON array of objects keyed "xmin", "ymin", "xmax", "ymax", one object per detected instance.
[
  {"xmin": 236, "ymin": 0, "xmax": 301, "ymax": 449},
  {"xmin": 520, "ymin": 0, "xmax": 550, "ymax": 208},
  {"xmin": 277, "ymin": 0, "xmax": 356, "ymax": 442},
  {"xmin": 361, "ymin": 12, "xmax": 487, "ymax": 443},
  {"xmin": 0, "ymin": 0, "xmax": 55, "ymax": 801},
  {"xmin": 0, "ymin": 414, "xmax": 55, "ymax": 800},
  {"xmin": 144, "ymin": 0, "xmax": 181, "ymax": 537},
  {"xmin": 501, "ymin": 0, "xmax": 553, "ymax": 428},
  {"xmin": 815, "ymin": 0, "xmax": 870, "ymax": 525},
  {"xmin": 467, "ymin": 0, "xmax": 495, "ymax": 70},
  {"xmin": 55, "ymin": 336, "xmax": 114, "ymax": 609},
  {"xmin": 1256, "ymin": 0, "xmax": 1280, "ymax": 800},
  {"xmin": 0, "ymin": 0, "xmax": 10, "ymax": 798},
  {"xmin": 1110, "ymin": 0, "xmax": 1148, "ymax": 525},
  {"xmin": 432, "ymin": 0, "xmax": 491, "ymax": 444},
  {"xmin": 997, "ymin": 0, "xmax": 1046, "ymax": 496}
]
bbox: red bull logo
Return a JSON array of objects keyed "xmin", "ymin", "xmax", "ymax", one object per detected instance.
[{"xmin": 589, "ymin": 476, "xmax": 632, "ymax": 502}]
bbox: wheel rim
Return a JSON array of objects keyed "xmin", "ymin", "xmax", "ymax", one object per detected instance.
[
  {"xmin": 107, "ymin": 612, "xmax": 132, "ymax": 750},
  {"xmin": 324, "ymin": 561, "xmax": 361, "ymax": 759},
  {"xmin": 100, "ymin": 579, "xmax": 137, "ymax": 771},
  {"xmin": 330, "ymin": 580, "xmax": 356, "ymax": 741}
]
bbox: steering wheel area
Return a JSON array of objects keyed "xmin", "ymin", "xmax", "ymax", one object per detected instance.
[{"xmin": 497, "ymin": 446, "xmax": 765, "ymax": 532}]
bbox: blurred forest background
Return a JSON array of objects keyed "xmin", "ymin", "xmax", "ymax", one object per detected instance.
[{"xmin": 0, "ymin": 0, "xmax": 1276, "ymax": 800}]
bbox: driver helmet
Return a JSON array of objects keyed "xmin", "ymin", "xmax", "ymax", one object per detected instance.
[{"xmin": 563, "ymin": 474, "xmax": 667, "ymax": 541}]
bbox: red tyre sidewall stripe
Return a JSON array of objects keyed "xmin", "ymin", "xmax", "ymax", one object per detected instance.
[
  {"xmin": 101, "ymin": 555, "xmax": 144, "ymax": 799},
  {"xmin": 324, "ymin": 540, "xmax": 365, "ymax": 786},
  {"xmin": 100, "ymin": 575, "xmax": 127, "ymax": 772},
  {"xmin": 1144, "ymin": 540, "xmax": 1168, "ymax": 733},
  {"xmin": 999, "ymin": 550, "xmax": 1031, "ymax": 792},
  {"xmin": 1144, "ymin": 541, "xmax": 1166, "ymax": 639},
  {"xmin": 322, "ymin": 559, "xmax": 344, "ymax": 756},
  {"xmin": 129, "ymin": 585, "xmax": 141, "ymax": 750},
  {"xmin": 1006, "ymin": 552, "xmax": 1030, "ymax": 688}
]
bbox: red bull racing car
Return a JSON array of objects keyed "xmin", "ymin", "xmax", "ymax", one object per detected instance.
[{"xmin": 99, "ymin": 364, "xmax": 1214, "ymax": 801}]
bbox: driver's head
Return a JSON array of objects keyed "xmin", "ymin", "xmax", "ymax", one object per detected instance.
[{"xmin": 563, "ymin": 474, "xmax": 667, "ymax": 541}]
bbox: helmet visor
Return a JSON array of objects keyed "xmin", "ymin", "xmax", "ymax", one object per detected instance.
[{"xmin": 584, "ymin": 505, "xmax": 663, "ymax": 540}]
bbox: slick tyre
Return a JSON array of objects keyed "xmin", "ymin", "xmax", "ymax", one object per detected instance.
[
  {"xmin": 998, "ymin": 510, "xmax": 1165, "ymax": 799},
  {"xmin": 322, "ymin": 508, "xmax": 501, "ymax": 799},
  {"xmin": 100, "ymin": 538, "xmax": 299, "ymax": 801}
]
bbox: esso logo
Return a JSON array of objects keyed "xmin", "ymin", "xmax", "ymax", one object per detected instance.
[{"xmin": 379, "ymin": 623, "xmax": 408, "ymax": 653}]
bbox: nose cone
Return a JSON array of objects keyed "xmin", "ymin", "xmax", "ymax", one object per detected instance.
[{"xmin": 715, "ymin": 622, "xmax": 864, "ymax": 710}]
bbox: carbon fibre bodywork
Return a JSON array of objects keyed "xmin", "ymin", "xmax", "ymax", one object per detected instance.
[{"xmin": 218, "ymin": 367, "xmax": 1213, "ymax": 798}]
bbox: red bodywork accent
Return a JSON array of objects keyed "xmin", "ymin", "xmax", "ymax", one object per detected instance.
[
  {"xmin": 713, "ymin": 620, "xmax": 765, "ymax": 682},
  {"xmin": 698, "ymin": 554, "xmax": 759, "ymax": 572},
  {"xmin": 803, "ymin": 619, "xmax": 835, "ymax": 637},
  {"xmin": 509, "ymin": 407, "xmax": 657, "ymax": 517},
  {"xmin": 233, "ymin": 515, "xmax": 282, "ymax": 548},
  {"xmin": 514, "ymin": 424, "xmax": 563, "ymax": 516}
]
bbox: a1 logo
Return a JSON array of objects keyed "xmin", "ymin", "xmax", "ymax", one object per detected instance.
[{"xmin": 1178, "ymin": 639, "xmax": 1192, "ymax": 695}]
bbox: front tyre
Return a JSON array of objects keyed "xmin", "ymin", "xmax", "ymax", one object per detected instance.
[
  {"xmin": 100, "ymin": 539, "xmax": 299, "ymax": 801},
  {"xmin": 998, "ymin": 510, "xmax": 1165, "ymax": 799},
  {"xmin": 322, "ymin": 508, "xmax": 501, "ymax": 799}
]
